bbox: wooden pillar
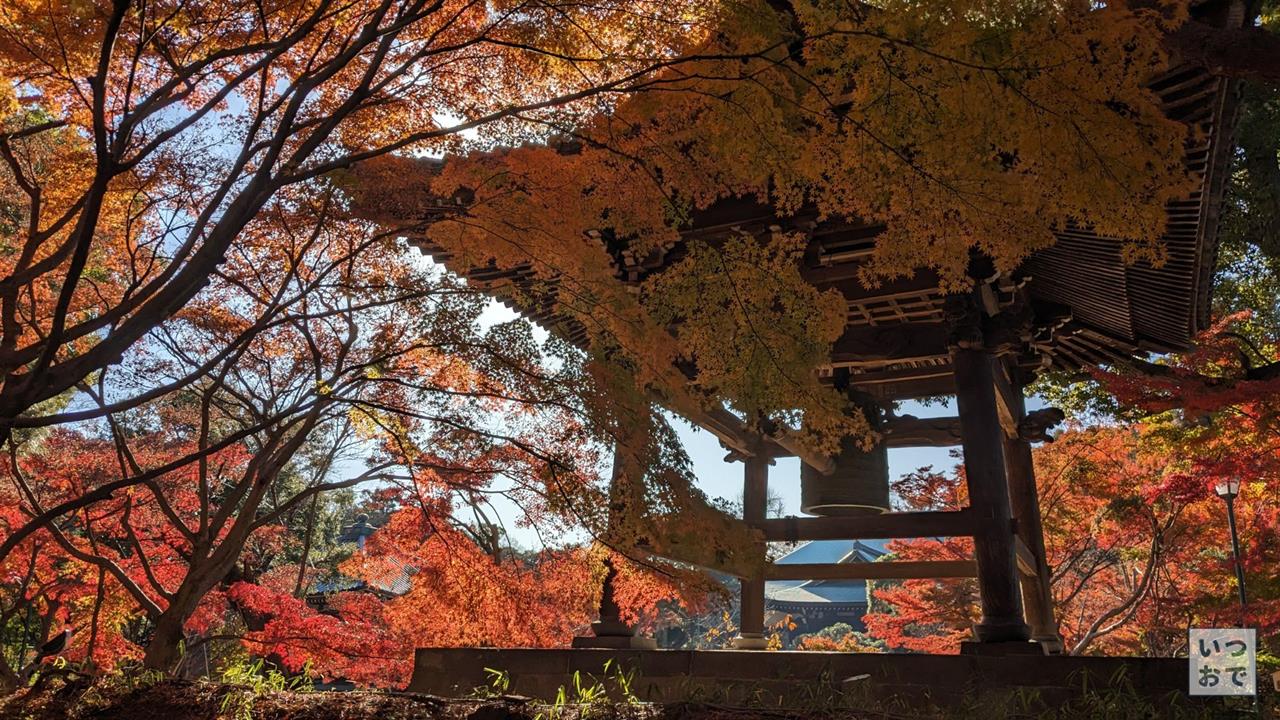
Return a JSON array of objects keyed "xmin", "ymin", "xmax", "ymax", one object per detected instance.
[
  {"xmin": 734, "ymin": 454, "xmax": 769, "ymax": 649},
  {"xmin": 951, "ymin": 345, "xmax": 1031, "ymax": 644},
  {"xmin": 1002, "ymin": 391, "xmax": 1064, "ymax": 653}
]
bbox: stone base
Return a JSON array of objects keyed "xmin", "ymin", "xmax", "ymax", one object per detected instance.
[
  {"xmin": 730, "ymin": 634, "xmax": 768, "ymax": 650},
  {"xmin": 1032, "ymin": 635, "xmax": 1066, "ymax": 655},
  {"xmin": 971, "ymin": 619, "xmax": 1032, "ymax": 644},
  {"xmin": 571, "ymin": 635, "xmax": 657, "ymax": 650},
  {"xmin": 960, "ymin": 640, "xmax": 1048, "ymax": 656},
  {"xmin": 589, "ymin": 618, "xmax": 632, "ymax": 636},
  {"xmin": 409, "ymin": 647, "xmax": 1200, "ymax": 710}
]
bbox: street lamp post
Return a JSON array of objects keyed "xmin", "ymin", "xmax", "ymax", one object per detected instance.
[{"xmin": 1213, "ymin": 477, "xmax": 1248, "ymax": 628}]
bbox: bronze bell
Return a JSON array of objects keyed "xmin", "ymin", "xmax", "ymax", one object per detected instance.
[
  {"xmin": 799, "ymin": 391, "xmax": 890, "ymax": 516},
  {"xmin": 800, "ymin": 438, "xmax": 890, "ymax": 516}
]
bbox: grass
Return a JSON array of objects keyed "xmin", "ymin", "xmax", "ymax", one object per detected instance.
[
  {"xmin": 0, "ymin": 662, "xmax": 1271, "ymax": 720},
  {"xmin": 218, "ymin": 658, "xmax": 314, "ymax": 720}
]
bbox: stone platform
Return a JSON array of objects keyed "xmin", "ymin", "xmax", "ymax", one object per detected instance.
[{"xmin": 409, "ymin": 647, "xmax": 1199, "ymax": 709}]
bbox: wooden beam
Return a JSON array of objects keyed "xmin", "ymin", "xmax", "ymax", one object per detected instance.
[
  {"xmin": 763, "ymin": 427, "xmax": 835, "ymax": 473},
  {"xmin": 839, "ymin": 362, "xmax": 953, "ymax": 383},
  {"xmin": 690, "ymin": 405, "xmax": 838, "ymax": 474},
  {"xmin": 806, "ymin": 270, "xmax": 940, "ymax": 298},
  {"xmin": 1014, "ymin": 536, "xmax": 1038, "ymax": 579},
  {"xmin": 830, "ymin": 323, "xmax": 949, "ymax": 366},
  {"xmin": 684, "ymin": 197, "xmax": 790, "ymax": 237},
  {"xmin": 743, "ymin": 457, "xmax": 769, "ymax": 525},
  {"xmin": 759, "ymin": 509, "xmax": 977, "ymax": 542},
  {"xmin": 765, "ymin": 560, "xmax": 978, "ymax": 581},
  {"xmin": 990, "ymin": 361, "xmax": 1022, "ymax": 439},
  {"xmin": 681, "ymin": 404, "xmax": 760, "ymax": 457},
  {"xmin": 800, "ymin": 262, "xmax": 875, "ymax": 286},
  {"xmin": 761, "ymin": 415, "xmax": 964, "ymax": 458},
  {"xmin": 881, "ymin": 415, "xmax": 964, "ymax": 447},
  {"xmin": 818, "ymin": 246, "xmax": 875, "ymax": 266},
  {"xmin": 1001, "ymin": 374, "xmax": 1065, "ymax": 652},
  {"xmin": 852, "ymin": 373, "xmax": 958, "ymax": 403}
]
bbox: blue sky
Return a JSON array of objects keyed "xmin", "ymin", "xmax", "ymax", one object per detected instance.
[{"xmin": 670, "ymin": 403, "xmax": 961, "ymax": 518}]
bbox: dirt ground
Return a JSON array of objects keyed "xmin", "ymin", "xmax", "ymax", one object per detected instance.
[
  {"xmin": 0, "ymin": 674, "xmax": 799, "ymax": 720},
  {"xmin": 0, "ymin": 675, "xmax": 539, "ymax": 720},
  {"xmin": 0, "ymin": 671, "xmax": 1264, "ymax": 720}
]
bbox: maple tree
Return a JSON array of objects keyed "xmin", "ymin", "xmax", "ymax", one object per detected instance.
[
  {"xmin": 1006, "ymin": 7, "xmax": 1280, "ymax": 654},
  {"xmin": 0, "ymin": 4, "xmax": 740, "ymax": 673},
  {"xmin": 861, "ymin": 422, "xmax": 1280, "ymax": 657},
  {"xmin": 1034, "ymin": 1, "xmax": 1279, "ymax": 410},
  {"xmin": 0, "ymin": 0, "xmax": 1274, "ymax": 694},
  {"xmin": 794, "ymin": 623, "xmax": 886, "ymax": 653},
  {"xmin": 0, "ymin": 162, "xmax": 736, "ymax": 687},
  {"xmin": 0, "ymin": 424, "xmax": 694, "ymax": 688},
  {"xmin": 0, "ymin": 188, "xmax": 637, "ymax": 680},
  {"xmin": 1222, "ymin": 3, "xmax": 1280, "ymax": 265},
  {"xmin": 0, "ymin": 0, "xmax": 739, "ymax": 436},
  {"xmin": 351, "ymin": 0, "xmax": 1274, "ymax": 463},
  {"xmin": 0, "ymin": 0, "xmax": 1269, "ymax": 551},
  {"xmin": 230, "ymin": 516, "xmax": 701, "ymax": 687}
]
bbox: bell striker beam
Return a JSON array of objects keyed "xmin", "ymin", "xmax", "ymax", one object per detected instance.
[
  {"xmin": 733, "ymin": 453, "xmax": 770, "ymax": 649},
  {"xmin": 947, "ymin": 294, "xmax": 1031, "ymax": 644}
]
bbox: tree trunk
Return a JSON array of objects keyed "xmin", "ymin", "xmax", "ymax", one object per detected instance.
[
  {"xmin": 140, "ymin": 567, "xmax": 217, "ymax": 673},
  {"xmin": 141, "ymin": 611, "xmax": 189, "ymax": 672},
  {"xmin": 0, "ymin": 657, "xmax": 21, "ymax": 694}
]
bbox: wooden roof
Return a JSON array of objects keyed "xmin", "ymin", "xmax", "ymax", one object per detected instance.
[
  {"xmin": 356, "ymin": 7, "xmax": 1246, "ymax": 466},
  {"xmin": 404, "ymin": 56, "xmax": 1238, "ymax": 405}
]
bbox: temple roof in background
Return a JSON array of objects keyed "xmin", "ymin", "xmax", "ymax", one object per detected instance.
[{"xmin": 765, "ymin": 540, "xmax": 887, "ymax": 606}]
